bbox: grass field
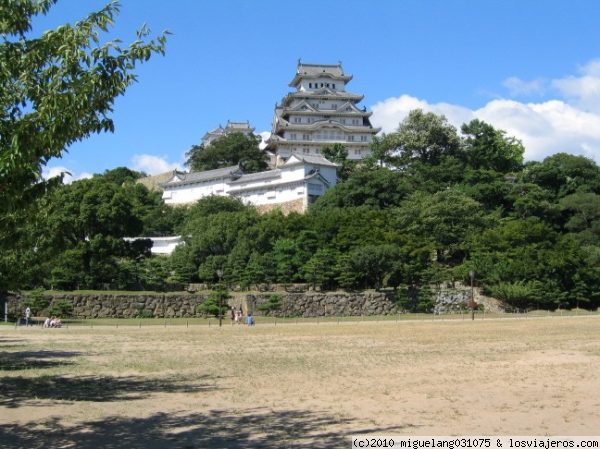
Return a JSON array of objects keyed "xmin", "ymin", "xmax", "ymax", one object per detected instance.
[{"xmin": 1, "ymin": 315, "xmax": 600, "ymax": 448}]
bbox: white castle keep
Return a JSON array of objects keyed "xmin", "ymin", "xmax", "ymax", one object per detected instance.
[
  {"xmin": 265, "ymin": 61, "xmax": 380, "ymax": 160},
  {"xmin": 156, "ymin": 61, "xmax": 379, "ymax": 216}
]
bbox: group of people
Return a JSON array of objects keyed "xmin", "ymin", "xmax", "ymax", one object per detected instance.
[
  {"xmin": 230, "ymin": 307, "xmax": 255, "ymax": 326},
  {"xmin": 22, "ymin": 307, "xmax": 63, "ymax": 328},
  {"xmin": 43, "ymin": 316, "xmax": 62, "ymax": 328}
]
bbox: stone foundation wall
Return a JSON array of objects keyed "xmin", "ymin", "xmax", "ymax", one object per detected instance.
[
  {"xmin": 3, "ymin": 287, "xmax": 502, "ymax": 319},
  {"xmin": 254, "ymin": 198, "xmax": 306, "ymax": 215},
  {"xmin": 246, "ymin": 291, "xmax": 397, "ymax": 317},
  {"xmin": 4, "ymin": 290, "xmax": 398, "ymax": 319},
  {"xmin": 6, "ymin": 293, "xmax": 208, "ymax": 319}
]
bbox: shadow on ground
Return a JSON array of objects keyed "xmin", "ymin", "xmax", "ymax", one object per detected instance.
[
  {"xmin": 0, "ymin": 408, "xmax": 412, "ymax": 449},
  {"xmin": 0, "ymin": 373, "xmax": 216, "ymax": 408},
  {"xmin": 0, "ymin": 350, "xmax": 80, "ymax": 371}
]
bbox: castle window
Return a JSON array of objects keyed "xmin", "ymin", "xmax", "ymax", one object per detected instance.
[
  {"xmin": 302, "ymin": 134, "xmax": 310, "ymax": 141},
  {"xmin": 290, "ymin": 133, "xmax": 297, "ymax": 140},
  {"xmin": 361, "ymin": 135, "xmax": 368, "ymax": 142},
  {"xmin": 354, "ymin": 149, "xmax": 363, "ymax": 156},
  {"xmin": 294, "ymin": 117, "xmax": 301, "ymax": 123},
  {"xmin": 332, "ymin": 84, "xmax": 336, "ymax": 89},
  {"xmin": 331, "ymin": 103, "xmax": 337, "ymax": 109},
  {"xmin": 347, "ymin": 135, "xmax": 355, "ymax": 142},
  {"xmin": 309, "ymin": 83, "xmax": 312, "ymax": 88},
  {"xmin": 303, "ymin": 148, "xmax": 310, "ymax": 154}
]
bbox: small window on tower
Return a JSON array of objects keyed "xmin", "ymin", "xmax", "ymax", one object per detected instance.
[
  {"xmin": 309, "ymin": 83, "xmax": 312, "ymax": 88},
  {"xmin": 332, "ymin": 84, "xmax": 336, "ymax": 89}
]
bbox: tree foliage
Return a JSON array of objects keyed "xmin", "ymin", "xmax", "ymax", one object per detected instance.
[
  {"xmin": 3, "ymin": 105, "xmax": 599, "ymax": 311},
  {"xmin": 185, "ymin": 132, "xmax": 267, "ymax": 173},
  {"xmin": 0, "ymin": 0, "xmax": 168, "ymax": 216}
]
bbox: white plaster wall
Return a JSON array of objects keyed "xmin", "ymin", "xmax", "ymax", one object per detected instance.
[
  {"xmin": 151, "ymin": 237, "xmax": 183, "ymax": 255},
  {"xmin": 163, "ymin": 179, "xmax": 229, "ymax": 205},
  {"xmin": 233, "ymin": 184, "xmax": 305, "ymax": 206},
  {"xmin": 279, "ymin": 165, "xmax": 305, "ymax": 182}
]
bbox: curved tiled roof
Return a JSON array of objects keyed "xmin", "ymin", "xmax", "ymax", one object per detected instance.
[
  {"xmin": 163, "ymin": 165, "xmax": 242, "ymax": 187},
  {"xmin": 289, "ymin": 62, "xmax": 352, "ymax": 87}
]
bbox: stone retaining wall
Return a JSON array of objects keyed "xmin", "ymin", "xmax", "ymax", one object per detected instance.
[
  {"xmin": 246, "ymin": 291, "xmax": 396, "ymax": 317},
  {"xmin": 4, "ymin": 290, "xmax": 398, "ymax": 319},
  {"xmin": 3, "ymin": 287, "xmax": 501, "ymax": 319}
]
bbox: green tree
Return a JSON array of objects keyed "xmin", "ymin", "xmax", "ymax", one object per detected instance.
[
  {"xmin": 394, "ymin": 109, "xmax": 461, "ymax": 166},
  {"xmin": 347, "ymin": 245, "xmax": 400, "ymax": 290},
  {"xmin": 300, "ymin": 248, "xmax": 339, "ymax": 290},
  {"xmin": 395, "ymin": 189, "xmax": 485, "ymax": 264},
  {"xmin": 185, "ymin": 133, "xmax": 267, "ymax": 173},
  {"xmin": 311, "ymin": 168, "xmax": 412, "ymax": 210},
  {"xmin": 22, "ymin": 288, "xmax": 49, "ymax": 315},
  {"xmin": 524, "ymin": 153, "xmax": 600, "ymax": 198},
  {"xmin": 0, "ymin": 0, "xmax": 167, "ymax": 217},
  {"xmin": 197, "ymin": 284, "xmax": 230, "ymax": 320},
  {"xmin": 321, "ymin": 143, "xmax": 355, "ymax": 180},
  {"xmin": 461, "ymin": 120, "xmax": 524, "ymax": 173}
]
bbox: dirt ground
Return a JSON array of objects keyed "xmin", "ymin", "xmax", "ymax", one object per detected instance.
[{"xmin": 1, "ymin": 316, "xmax": 599, "ymax": 448}]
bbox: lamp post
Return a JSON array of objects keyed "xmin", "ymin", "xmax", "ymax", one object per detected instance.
[
  {"xmin": 469, "ymin": 270, "xmax": 475, "ymax": 321},
  {"xmin": 216, "ymin": 269, "xmax": 223, "ymax": 327}
]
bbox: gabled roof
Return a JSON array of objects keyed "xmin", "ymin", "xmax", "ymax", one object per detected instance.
[
  {"xmin": 163, "ymin": 165, "xmax": 242, "ymax": 187},
  {"xmin": 227, "ymin": 170, "xmax": 330, "ymax": 195},
  {"xmin": 284, "ymin": 154, "xmax": 338, "ymax": 168},
  {"xmin": 226, "ymin": 120, "xmax": 255, "ymax": 132},
  {"xmin": 289, "ymin": 62, "xmax": 353, "ymax": 87},
  {"xmin": 289, "ymin": 100, "xmax": 318, "ymax": 112}
]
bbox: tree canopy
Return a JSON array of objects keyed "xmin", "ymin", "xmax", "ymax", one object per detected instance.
[
  {"xmin": 185, "ymin": 132, "xmax": 268, "ymax": 173},
  {"xmin": 0, "ymin": 0, "xmax": 168, "ymax": 254}
]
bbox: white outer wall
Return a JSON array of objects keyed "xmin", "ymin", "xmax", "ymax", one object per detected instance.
[
  {"xmin": 123, "ymin": 236, "xmax": 183, "ymax": 256},
  {"xmin": 162, "ymin": 178, "xmax": 229, "ymax": 205},
  {"xmin": 233, "ymin": 184, "xmax": 306, "ymax": 207},
  {"xmin": 150, "ymin": 237, "xmax": 183, "ymax": 255}
]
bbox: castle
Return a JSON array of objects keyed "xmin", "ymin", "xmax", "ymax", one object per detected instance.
[
  {"xmin": 265, "ymin": 61, "xmax": 380, "ymax": 160},
  {"xmin": 160, "ymin": 61, "xmax": 377, "ymax": 214}
]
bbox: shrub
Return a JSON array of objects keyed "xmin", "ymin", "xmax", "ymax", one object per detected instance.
[
  {"xmin": 257, "ymin": 294, "xmax": 282, "ymax": 315},
  {"xmin": 48, "ymin": 300, "xmax": 72, "ymax": 317},
  {"xmin": 22, "ymin": 288, "xmax": 50, "ymax": 315}
]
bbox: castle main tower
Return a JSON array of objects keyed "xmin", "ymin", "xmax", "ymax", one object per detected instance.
[{"xmin": 266, "ymin": 61, "xmax": 380, "ymax": 161}]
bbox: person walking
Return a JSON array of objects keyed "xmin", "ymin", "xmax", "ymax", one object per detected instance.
[
  {"xmin": 246, "ymin": 312, "xmax": 255, "ymax": 326},
  {"xmin": 24, "ymin": 307, "xmax": 31, "ymax": 327}
]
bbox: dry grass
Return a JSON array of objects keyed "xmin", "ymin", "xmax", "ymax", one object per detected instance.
[{"xmin": 1, "ymin": 316, "xmax": 600, "ymax": 448}]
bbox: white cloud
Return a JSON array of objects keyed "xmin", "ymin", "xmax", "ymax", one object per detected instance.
[
  {"xmin": 130, "ymin": 154, "xmax": 181, "ymax": 175},
  {"xmin": 42, "ymin": 166, "xmax": 93, "ymax": 184},
  {"xmin": 258, "ymin": 131, "xmax": 271, "ymax": 150},
  {"xmin": 552, "ymin": 59, "xmax": 600, "ymax": 113},
  {"xmin": 370, "ymin": 62, "xmax": 600, "ymax": 163},
  {"xmin": 371, "ymin": 95, "xmax": 473, "ymax": 134},
  {"xmin": 503, "ymin": 77, "xmax": 546, "ymax": 97}
]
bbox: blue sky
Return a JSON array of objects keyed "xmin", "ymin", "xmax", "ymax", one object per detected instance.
[{"xmin": 36, "ymin": 0, "xmax": 600, "ymax": 180}]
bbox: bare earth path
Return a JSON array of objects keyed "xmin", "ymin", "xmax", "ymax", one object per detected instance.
[{"xmin": 1, "ymin": 316, "xmax": 599, "ymax": 448}]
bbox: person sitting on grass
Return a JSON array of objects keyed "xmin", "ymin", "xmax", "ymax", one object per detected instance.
[{"xmin": 43, "ymin": 317, "xmax": 51, "ymax": 328}]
